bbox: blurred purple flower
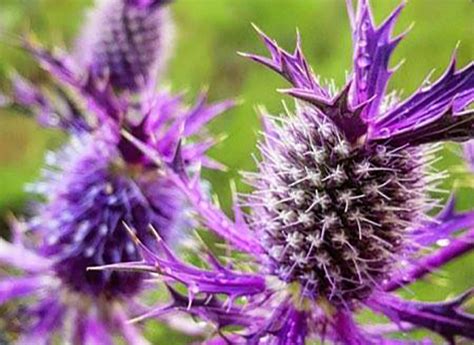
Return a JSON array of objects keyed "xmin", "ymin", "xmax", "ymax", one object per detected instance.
[
  {"xmin": 0, "ymin": 0, "xmax": 233, "ymax": 343},
  {"xmin": 99, "ymin": 0, "xmax": 474, "ymax": 344},
  {"xmin": 75, "ymin": 0, "xmax": 174, "ymax": 91}
]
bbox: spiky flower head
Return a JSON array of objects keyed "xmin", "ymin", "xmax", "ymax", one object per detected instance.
[
  {"xmin": 0, "ymin": 0, "xmax": 233, "ymax": 342},
  {"xmin": 26, "ymin": 129, "xmax": 185, "ymax": 298},
  {"xmin": 75, "ymin": 0, "xmax": 174, "ymax": 91},
  {"xmin": 102, "ymin": 1, "xmax": 474, "ymax": 344},
  {"xmin": 249, "ymin": 103, "xmax": 429, "ymax": 304}
]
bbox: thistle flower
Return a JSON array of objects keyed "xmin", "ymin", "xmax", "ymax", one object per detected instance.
[
  {"xmin": 0, "ymin": 0, "xmax": 233, "ymax": 342},
  {"xmin": 75, "ymin": 0, "xmax": 174, "ymax": 91},
  {"xmin": 100, "ymin": 1, "xmax": 474, "ymax": 344}
]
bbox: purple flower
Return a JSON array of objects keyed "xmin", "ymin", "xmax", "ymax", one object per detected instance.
[
  {"xmin": 0, "ymin": 0, "xmax": 233, "ymax": 342},
  {"xmin": 100, "ymin": 1, "xmax": 474, "ymax": 344},
  {"xmin": 75, "ymin": 0, "xmax": 174, "ymax": 91}
]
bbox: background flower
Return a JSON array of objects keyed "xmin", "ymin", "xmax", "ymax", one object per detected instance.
[{"xmin": 0, "ymin": 0, "xmax": 232, "ymax": 343}]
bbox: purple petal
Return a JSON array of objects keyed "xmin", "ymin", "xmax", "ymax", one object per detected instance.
[
  {"xmin": 384, "ymin": 228, "xmax": 474, "ymax": 292},
  {"xmin": 24, "ymin": 40, "xmax": 123, "ymax": 122},
  {"xmin": 181, "ymin": 138, "xmax": 218, "ymax": 162},
  {"xmin": 10, "ymin": 73, "xmax": 57, "ymax": 126},
  {"xmin": 17, "ymin": 299, "xmax": 65, "ymax": 345},
  {"xmin": 112, "ymin": 307, "xmax": 149, "ymax": 345},
  {"xmin": 200, "ymin": 156, "xmax": 228, "ymax": 171},
  {"xmin": 412, "ymin": 194, "xmax": 474, "ymax": 246},
  {"xmin": 166, "ymin": 287, "xmax": 256, "ymax": 329},
  {"xmin": 372, "ymin": 57, "xmax": 474, "ymax": 145},
  {"xmin": 83, "ymin": 317, "xmax": 114, "ymax": 345},
  {"xmin": 150, "ymin": 248, "xmax": 267, "ymax": 299},
  {"xmin": 173, "ymin": 169, "xmax": 265, "ymax": 255},
  {"xmin": 143, "ymin": 90, "xmax": 185, "ymax": 133},
  {"xmin": 183, "ymin": 92, "xmax": 236, "ymax": 137},
  {"xmin": 240, "ymin": 25, "xmax": 329, "ymax": 99},
  {"xmin": 11, "ymin": 73, "xmax": 48, "ymax": 107},
  {"xmin": 132, "ymin": 286, "xmax": 256, "ymax": 329},
  {"xmin": 0, "ymin": 238, "xmax": 52, "ymax": 272},
  {"xmin": 182, "ymin": 179, "xmax": 263, "ymax": 254},
  {"xmin": 23, "ymin": 40, "xmax": 79, "ymax": 86},
  {"xmin": 348, "ymin": 0, "xmax": 406, "ymax": 120},
  {"xmin": 375, "ymin": 106, "xmax": 474, "ymax": 146},
  {"xmin": 367, "ymin": 290, "xmax": 474, "ymax": 342},
  {"xmin": 329, "ymin": 309, "xmax": 433, "ymax": 344},
  {"xmin": 91, "ymin": 232, "xmax": 266, "ymax": 299},
  {"xmin": 8, "ymin": 73, "xmax": 90, "ymax": 131},
  {"xmin": 283, "ymin": 81, "xmax": 370, "ymax": 143},
  {"xmin": 332, "ymin": 310, "xmax": 376, "ymax": 345},
  {"xmin": 0, "ymin": 276, "xmax": 49, "ymax": 304},
  {"xmin": 142, "ymin": 91, "xmax": 232, "ymax": 167},
  {"xmin": 272, "ymin": 307, "xmax": 307, "ymax": 345},
  {"xmin": 376, "ymin": 57, "xmax": 474, "ymax": 129},
  {"xmin": 246, "ymin": 301, "xmax": 307, "ymax": 345}
]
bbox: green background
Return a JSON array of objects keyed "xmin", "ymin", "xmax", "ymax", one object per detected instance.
[{"xmin": 0, "ymin": 0, "xmax": 473, "ymax": 343}]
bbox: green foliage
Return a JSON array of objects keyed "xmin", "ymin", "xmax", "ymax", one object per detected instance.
[{"xmin": 0, "ymin": 1, "xmax": 473, "ymax": 343}]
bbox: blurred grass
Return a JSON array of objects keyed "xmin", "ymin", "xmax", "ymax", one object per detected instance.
[{"xmin": 0, "ymin": 0, "xmax": 473, "ymax": 343}]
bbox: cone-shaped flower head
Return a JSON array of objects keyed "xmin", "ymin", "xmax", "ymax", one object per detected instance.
[
  {"xmin": 103, "ymin": 1, "xmax": 474, "ymax": 344},
  {"xmin": 250, "ymin": 104, "xmax": 428, "ymax": 304},
  {"xmin": 76, "ymin": 0, "xmax": 174, "ymax": 91},
  {"xmin": 0, "ymin": 0, "xmax": 233, "ymax": 342}
]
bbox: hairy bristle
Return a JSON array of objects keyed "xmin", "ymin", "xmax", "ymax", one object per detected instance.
[{"xmin": 245, "ymin": 104, "xmax": 432, "ymax": 305}]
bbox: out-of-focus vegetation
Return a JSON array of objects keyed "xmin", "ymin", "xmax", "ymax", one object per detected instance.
[{"xmin": 0, "ymin": 0, "xmax": 473, "ymax": 343}]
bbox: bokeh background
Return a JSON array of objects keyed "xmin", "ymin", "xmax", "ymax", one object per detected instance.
[{"xmin": 0, "ymin": 0, "xmax": 473, "ymax": 343}]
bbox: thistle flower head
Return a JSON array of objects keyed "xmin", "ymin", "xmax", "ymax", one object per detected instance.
[
  {"xmin": 250, "ymin": 105, "xmax": 428, "ymax": 304},
  {"xmin": 26, "ymin": 130, "xmax": 186, "ymax": 297},
  {"xmin": 76, "ymin": 0, "xmax": 174, "ymax": 91},
  {"xmin": 102, "ymin": 1, "xmax": 474, "ymax": 344},
  {"xmin": 10, "ymin": 50, "xmax": 233, "ymax": 302}
]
